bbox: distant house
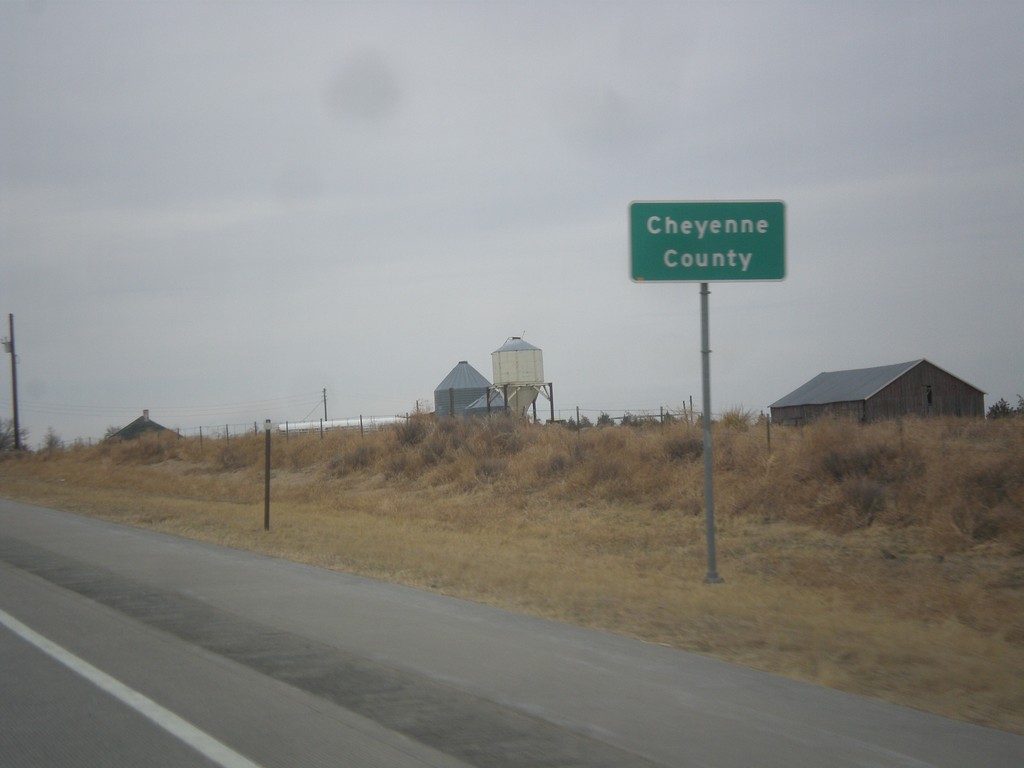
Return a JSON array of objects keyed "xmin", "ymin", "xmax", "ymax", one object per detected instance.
[
  {"xmin": 108, "ymin": 410, "xmax": 170, "ymax": 441},
  {"xmin": 769, "ymin": 359, "xmax": 985, "ymax": 426}
]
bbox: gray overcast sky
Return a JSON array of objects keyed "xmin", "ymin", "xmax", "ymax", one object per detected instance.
[{"xmin": 2, "ymin": 0, "xmax": 1022, "ymax": 443}]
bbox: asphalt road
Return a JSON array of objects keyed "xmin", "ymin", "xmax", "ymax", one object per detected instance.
[{"xmin": 0, "ymin": 497, "xmax": 1020, "ymax": 767}]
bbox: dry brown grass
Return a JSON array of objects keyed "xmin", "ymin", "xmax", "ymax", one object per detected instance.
[{"xmin": 2, "ymin": 415, "xmax": 1022, "ymax": 733}]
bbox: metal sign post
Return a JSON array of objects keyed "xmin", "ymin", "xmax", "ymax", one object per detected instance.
[
  {"xmin": 630, "ymin": 200, "xmax": 786, "ymax": 583},
  {"xmin": 264, "ymin": 419, "xmax": 272, "ymax": 531},
  {"xmin": 700, "ymin": 283, "xmax": 723, "ymax": 583}
]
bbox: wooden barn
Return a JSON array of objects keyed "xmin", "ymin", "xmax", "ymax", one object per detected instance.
[{"xmin": 769, "ymin": 359, "xmax": 985, "ymax": 426}]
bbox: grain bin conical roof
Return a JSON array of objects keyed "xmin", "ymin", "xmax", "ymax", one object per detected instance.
[
  {"xmin": 435, "ymin": 360, "xmax": 490, "ymax": 391},
  {"xmin": 434, "ymin": 361, "xmax": 492, "ymax": 418}
]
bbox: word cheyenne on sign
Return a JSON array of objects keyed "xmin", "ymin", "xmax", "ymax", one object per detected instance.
[{"xmin": 630, "ymin": 201, "xmax": 785, "ymax": 282}]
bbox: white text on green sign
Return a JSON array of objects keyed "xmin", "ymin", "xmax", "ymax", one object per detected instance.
[{"xmin": 630, "ymin": 201, "xmax": 785, "ymax": 282}]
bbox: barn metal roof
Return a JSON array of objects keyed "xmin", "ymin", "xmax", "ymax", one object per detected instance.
[
  {"xmin": 434, "ymin": 361, "xmax": 491, "ymax": 393},
  {"xmin": 770, "ymin": 360, "xmax": 924, "ymax": 408}
]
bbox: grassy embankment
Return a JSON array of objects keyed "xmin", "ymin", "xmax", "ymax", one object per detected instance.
[{"xmin": 1, "ymin": 415, "xmax": 1022, "ymax": 733}]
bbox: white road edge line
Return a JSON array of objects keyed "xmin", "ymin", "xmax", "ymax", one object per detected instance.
[{"xmin": 0, "ymin": 607, "xmax": 265, "ymax": 768}]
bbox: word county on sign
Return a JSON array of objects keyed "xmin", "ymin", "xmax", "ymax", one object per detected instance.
[{"xmin": 630, "ymin": 200, "xmax": 786, "ymax": 282}]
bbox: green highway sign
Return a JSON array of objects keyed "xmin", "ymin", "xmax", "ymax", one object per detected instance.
[{"xmin": 630, "ymin": 200, "xmax": 785, "ymax": 282}]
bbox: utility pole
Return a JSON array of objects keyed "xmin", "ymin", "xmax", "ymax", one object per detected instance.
[
  {"xmin": 323, "ymin": 388, "xmax": 328, "ymax": 422},
  {"xmin": 2, "ymin": 314, "xmax": 20, "ymax": 451}
]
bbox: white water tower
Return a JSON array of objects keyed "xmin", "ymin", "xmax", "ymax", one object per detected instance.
[{"xmin": 491, "ymin": 337, "xmax": 545, "ymax": 416}]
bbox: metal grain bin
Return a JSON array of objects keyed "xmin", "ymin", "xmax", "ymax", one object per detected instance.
[{"xmin": 434, "ymin": 361, "xmax": 492, "ymax": 418}]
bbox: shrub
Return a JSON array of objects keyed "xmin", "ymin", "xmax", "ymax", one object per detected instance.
[
  {"xmin": 664, "ymin": 434, "xmax": 703, "ymax": 462},
  {"xmin": 347, "ymin": 443, "xmax": 377, "ymax": 470},
  {"xmin": 718, "ymin": 407, "xmax": 756, "ymax": 430},
  {"xmin": 845, "ymin": 477, "xmax": 886, "ymax": 525},
  {"xmin": 216, "ymin": 444, "xmax": 251, "ymax": 471},
  {"xmin": 42, "ymin": 427, "xmax": 63, "ymax": 453},
  {"xmin": 621, "ymin": 412, "xmax": 658, "ymax": 428},
  {"xmin": 394, "ymin": 416, "xmax": 430, "ymax": 446},
  {"xmin": 0, "ymin": 418, "xmax": 28, "ymax": 451},
  {"xmin": 475, "ymin": 458, "xmax": 506, "ymax": 481},
  {"xmin": 543, "ymin": 452, "xmax": 572, "ymax": 476},
  {"xmin": 987, "ymin": 396, "xmax": 1023, "ymax": 419},
  {"xmin": 325, "ymin": 442, "xmax": 379, "ymax": 478},
  {"xmin": 820, "ymin": 441, "xmax": 898, "ymax": 481},
  {"xmin": 469, "ymin": 417, "xmax": 523, "ymax": 456},
  {"xmin": 420, "ymin": 432, "xmax": 454, "ymax": 465},
  {"xmin": 564, "ymin": 415, "xmax": 593, "ymax": 430}
]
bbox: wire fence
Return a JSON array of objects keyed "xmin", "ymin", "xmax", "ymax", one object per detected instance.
[
  {"xmin": 96, "ymin": 416, "xmax": 416, "ymax": 447},
  {"xmin": 49, "ymin": 403, "xmax": 1019, "ymax": 458},
  {"xmin": 166, "ymin": 404, "xmax": 751, "ymax": 440},
  {"xmin": 52, "ymin": 404, "xmax": 729, "ymax": 447}
]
